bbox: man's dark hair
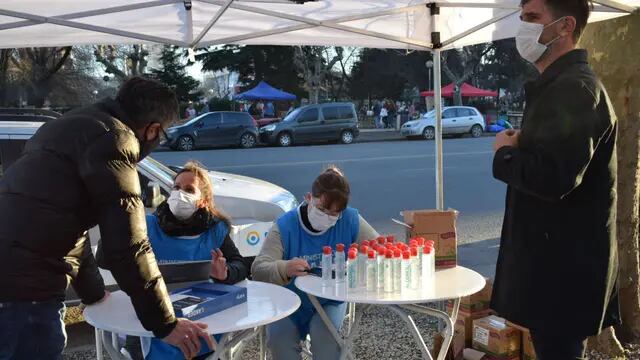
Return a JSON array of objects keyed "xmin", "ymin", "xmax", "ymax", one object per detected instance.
[
  {"xmin": 521, "ymin": 0, "xmax": 592, "ymax": 41},
  {"xmin": 116, "ymin": 76, "xmax": 179, "ymax": 129}
]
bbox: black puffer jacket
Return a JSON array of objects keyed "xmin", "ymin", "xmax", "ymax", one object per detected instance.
[{"xmin": 0, "ymin": 100, "xmax": 177, "ymax": 338}]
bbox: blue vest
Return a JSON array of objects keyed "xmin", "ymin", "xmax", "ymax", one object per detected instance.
[
  {"xmin": 278, "ymin": 206, "xmax": 359, "ymax": 338},
  {"xmin": 145, "ymin": 214, "xmax": 227, "ymax": 360}
]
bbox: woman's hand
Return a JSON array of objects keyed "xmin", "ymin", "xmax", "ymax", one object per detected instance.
[
  {"xmin": 210, "ymin": 249, "xmax": 228, "ymax": 281},
  {"xmin": 286, "ymin": 258, "xmax": 310, "ymax": 278}
]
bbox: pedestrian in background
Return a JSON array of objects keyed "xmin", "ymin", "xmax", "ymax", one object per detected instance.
[{"xmin": 491, "ymin": 0, "xmax": 619, "ymax": 358}]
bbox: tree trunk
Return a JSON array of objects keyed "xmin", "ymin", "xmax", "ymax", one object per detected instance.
[{"xmin": 580, "ymin": 11, "xmax": 640, "ymax": 347}]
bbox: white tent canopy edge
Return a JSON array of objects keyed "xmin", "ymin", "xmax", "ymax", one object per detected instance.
[{"xmin": 1, "ymin": 0, "xmax": 637, "ymax": 210}]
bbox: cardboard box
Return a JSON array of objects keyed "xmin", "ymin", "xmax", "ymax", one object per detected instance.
[
  {"xmin": 402, "ymin": 209, "xmax": 458, "ymax": 268},
  {"xmin": 472, "ymin": 316, "xmax": 521, "ymax": 359},
  {"xmin": 448, "ymin": 278, "xmax": 493, "ymax": 314},
  {"xmin": 432, "ymin": 332, "xmax": 457, "ymax": 360},
  {"xmin": 455, "ymin": 309, "xmax": 494, "ymax": 347},
  {"xmin": 506, "ymin": 322, "xmax": 536, "ymax": 360}
]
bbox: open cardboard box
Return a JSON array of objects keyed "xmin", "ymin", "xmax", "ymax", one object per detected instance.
[{"xmin": 401, "ymin": 209, "xmax": 459, "ymax": 268}]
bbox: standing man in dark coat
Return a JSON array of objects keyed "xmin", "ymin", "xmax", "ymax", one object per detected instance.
[
  {"xmin": 491, "ymin": 0, "xmax": 619, "ymax": 358},
  {"xmin": 0, "ymin": 77, "xmax": 213, "ymax": 360}
]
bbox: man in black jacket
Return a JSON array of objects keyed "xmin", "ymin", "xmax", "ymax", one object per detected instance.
[
  {"xmin": 0, "ymin": 77, "xmax": 213, "ymax": 359},
  {"xmin": 491, "ymin": 0, "xmax": 619, "ymax": 358}
]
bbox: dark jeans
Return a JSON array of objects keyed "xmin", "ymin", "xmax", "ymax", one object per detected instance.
[
  {"xmin": 530, "ymin": 331, "xmax": 588, "ymax": 360},
  {"xmin": 0, "ymin": 300, "xmax": 66, "ymax": 360}
]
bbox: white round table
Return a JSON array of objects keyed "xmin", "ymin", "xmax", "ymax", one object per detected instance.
[
  {"xmin": 295, "ymin": 266, "xmax": 485, "ymax": 360},
  {"xmin": 84, "ymin": 280, "xmax": 301, "ymax": 360}
]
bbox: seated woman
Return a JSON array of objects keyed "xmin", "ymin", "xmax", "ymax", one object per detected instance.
[
  {"xmin": 252, "ymin": 166, "xmax": 378, "ymax": 360},
  {"xmin": 141, "ymin": 161, "xmax": 249, "ymax": 360}
]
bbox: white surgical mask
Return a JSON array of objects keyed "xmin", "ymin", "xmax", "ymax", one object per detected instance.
[
  {"xmin": 307, "ymin": 200, "xmax": 340, "ymax": 232},
  {"xmin": 167, "ymin": 190, "xmax": 200, "ymax": 220},
  {"xmin": 516, "ymin": 17, "xmax": 566, "ymax": 64}
]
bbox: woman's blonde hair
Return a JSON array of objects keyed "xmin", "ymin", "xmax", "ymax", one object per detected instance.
[{"xmin": 176, "ymin": 161, "xmax": 230, "ymax": 226}]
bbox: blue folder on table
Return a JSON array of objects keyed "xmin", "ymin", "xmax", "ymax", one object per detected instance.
[{"xmin": 170, "ymin": 282, "xmax": 247, "ymax": 321}]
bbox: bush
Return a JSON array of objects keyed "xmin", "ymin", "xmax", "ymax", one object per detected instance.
[{"xmin": 208, "ymin": 98, "xmax": 235, "ymax": 111}]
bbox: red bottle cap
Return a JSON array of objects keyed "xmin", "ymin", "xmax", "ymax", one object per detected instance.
[
  {"xmin": 377, "ymin": 236, "xmax": 386, "ymax": 245},
  {"xmin": 409, "ymin": 239, "xmax": 418, "ymax": 247},
  {"xmin": 377, "ymin": 247, "xmax": 386, "ymax": 256},
  {"xmin": 423, "ymin": 246, "xmax": 433, "ymax": 254},
  {"xmin": 410, "ymin": 246, "xmax": 418, "ymax": 257},
  {"xmin": 350, "ymin": 243, "xmax": 359, "ymax": 249},
  {"xmin": 386, "ymin": 235, "xmax": 395, "ymax": 243},
  {"xmin": 348, "ymin": 251, "xmax": 357, "ymax": 260},
  {"xmin": 368, "ymin": 250, "xmax": 376, "ymax": 259},
  {"xmin": 384, "ymin": 243, "xmax": 393, "ymax": 250},
  {"xmin": 416, "ymin": 237, "xmax": 425, "ymax": 246},
  {"xmin": 394, "ymin": 249, "xmax": 402, "ymax": 258},
  {"xmin": 426, "ymin": 239, "xmax": 435, "ymax": 246},
  {"xmin": 360, "ymin": 245, "xmax": 369, "ymax": 254},
  {"xmin": 362, "ymin": 240, "xmax": 370, "ymax": 247},
  {"xmin": 402, "ymin": 251, "xmax": 411, "ymax": 260},
  {"xmin": 323, "ymin": 246, "xmax": 332, "ymax": 255},
  {"xmin": 336, "ymin": 243, "xmax": 345, "ymax": 252},
  {"xmin": 385, "ymin": 250, "xmax": 394, "ymax": 259}
]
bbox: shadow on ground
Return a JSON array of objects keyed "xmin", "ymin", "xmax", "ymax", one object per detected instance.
[{"xmin": 458, "ymin": 238, "xmax": 500, "ymax": 279}]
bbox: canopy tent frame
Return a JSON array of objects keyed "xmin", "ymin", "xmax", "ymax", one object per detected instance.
[{"xmin": 0, "ymin": 0, "xmax": 636, "ymax": 214}]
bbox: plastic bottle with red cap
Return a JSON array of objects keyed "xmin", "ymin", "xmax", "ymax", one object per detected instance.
[
  {"xmin": 347, "ymin": 250, "xmax": 358, "ymax": 289},
  {"xmin": 322, "ymin": 246, "xmax": 332, "ymax": 282},
  {"xmin": 401, "ymin": 251, "xmax": 412, "ymax": 293},
  {"xmin": 393, "ymin": 249, "xmax": 402, "ymax": 293},
  {"xmin": 335, "ymin": 243, "xmax": 346, "ymax": 283},
  {"xmin": 410, "ymin": 246, "xmax": 420, "ymax": 289},
  {"xmin": 366, "ymin": 250, "xmax": 377, "ymax": 292},
  {"xmin": 376, "ymin": 247, "xmax": 386, "ymax": 291},
  {"xmin": 383, "ymin": 250, "xmax": 394, "ymax": 293},
  {"xmin": 357, "ymin": 245, "xmax": 368, "ymax": 287},
  {"xmin": 422, "ymin": 245, "xmax": 435, "ymax": 281},
  {"xmin": 416, "ymin": 238, "xmax": 425, "ymax": 277}
]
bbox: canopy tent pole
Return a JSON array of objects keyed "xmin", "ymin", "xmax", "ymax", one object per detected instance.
[{"xmin": 429, "ymin": 3, "xmax": 444, "ymax": 211}]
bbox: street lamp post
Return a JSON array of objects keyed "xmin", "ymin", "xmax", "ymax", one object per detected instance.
[{"xmin": 426, "ymin": 60, "xmax": 434, "ymax": 91}]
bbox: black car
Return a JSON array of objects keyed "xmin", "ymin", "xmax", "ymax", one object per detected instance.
[
  {"xmin": 165, "ymin": 111, "xmax": 259, "ymax": 151},
  {"xmin": 259, "ymin": 102, "xmax": 359, "ymax": 147}
]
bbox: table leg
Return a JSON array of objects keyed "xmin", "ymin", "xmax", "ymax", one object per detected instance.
[
  {"xmin": 398, "ymin": 298, "xmax": 460, "ymax": 360},
  {"xmin": 95, "ymin": 328, "xmax": 103, "ymax": 360},
  {"xmin": 305, "ymin": 294, "xmax": 369, "ymax": 360},
  {"xmin": 388, "ymin": 306, "xmax": 431, "ymax": 360},
  {"xmin": 259, "ymin": 326, "xmax": 267, "ymax": 360},
  {"xmin": 99, "ymin": 330, "xmax": 127, "ymax": 360}
]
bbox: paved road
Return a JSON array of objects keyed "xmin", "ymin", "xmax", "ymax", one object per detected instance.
[{"xmin": 152, "ymin": 137, "xmax": 505, "ymax": 277}]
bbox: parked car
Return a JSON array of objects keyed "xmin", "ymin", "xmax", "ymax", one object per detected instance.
[
  {"xmin": 0, "ymin": 108, "xmax": 60, "ymax": 123},
  {"xmin": 165, "ymin": 111, "xmax": 259, "ymax": 151},
  {"xmin": 401, "ymin": 106, "xmax": 485, "ymax": 140},
  {"xmin": 0, "ymin": 120, "xmax": 298, "ymax": 301},
  {"xmin": 259, "ymin": 102, "xmax": 359, "ymax": 147},
  {"xmin": 256, "ymin": 117, "xmax": 281, "ymax": 127}
]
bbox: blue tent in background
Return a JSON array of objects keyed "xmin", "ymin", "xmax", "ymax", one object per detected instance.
[{"xmin": 233, "ymin": 81, "xmax": 297, "ymax": 101}]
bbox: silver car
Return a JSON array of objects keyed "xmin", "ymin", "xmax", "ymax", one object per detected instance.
[{"xmin": 401, "ymin": 106, "xmax": 485, "ymax": 140}]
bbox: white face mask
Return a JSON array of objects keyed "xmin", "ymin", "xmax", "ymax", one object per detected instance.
[
  {"xmin": 167, "ymin": 190, "xmax": 200, "ymax": 220},
  {"xmin": 516, "ymin": 17, "xmax": 566, "ymax": 64},
  {"xmin": 307, "ymin": 200, "xmax": 340, "ymax": 232}
]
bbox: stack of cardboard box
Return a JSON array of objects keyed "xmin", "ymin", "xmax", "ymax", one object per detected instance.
[
  {"xmin": 471, "ymin": 315, "xmax": 521, "ymax": 359},
  {"xmin": 445, "ymin": 278, "xmax": 494, "ymax": 360}
]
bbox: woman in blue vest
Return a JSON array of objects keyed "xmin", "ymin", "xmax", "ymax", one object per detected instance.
[
  {"xmin": 252, "ymin": 167, "xmax": 378, "ymax": 360},
  {"xmin": 141, "ymin": 161, "xmax": 249, "ymax": 360}
]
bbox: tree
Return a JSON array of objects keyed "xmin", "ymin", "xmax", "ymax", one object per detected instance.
[
  {"xmin": 197, "ymin": 45, "xmax": 305, "ymax": 98},
  {"xmin": 94, "ymin": 45, "xmax": 149, "ymax": 81},
  {"xmin": 0, "ymin": 49, "xmax": 12, "ymax": 106},
  {"xmin": 348, "ymin": 49, "xmax": 411, "ymax": 101},
  {"xmin": 580, "ymin": 10, "xmax": 640, "ymax": 356},
  {"xmin": 151, "ymin": 46, "xmax": 201, "ymax": 103},
  {"xmin": 441, "ymin": 44, "xmax": 494, "ymax": 106},
  {"xmin": 293, "ymin": 46, "xmax": 344, "ymax": 103},
  {"xmin": 9, "ymin": 47, "xmax": 72, "ymax": 107}
]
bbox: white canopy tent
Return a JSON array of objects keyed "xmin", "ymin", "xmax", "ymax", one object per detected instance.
[{"xmin": 1, "ymin": 0, "xmax": 637, "ymax": 209}]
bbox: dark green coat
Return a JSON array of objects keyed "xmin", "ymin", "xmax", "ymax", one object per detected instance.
[{"xmin": 491, "ymin": 50, "xmax": 619, "ymax": 337}]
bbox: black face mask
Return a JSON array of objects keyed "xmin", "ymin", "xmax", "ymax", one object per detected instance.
[{"xmin": 138, "ymin": 123, "xmax": 164, "ymax": 161}]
